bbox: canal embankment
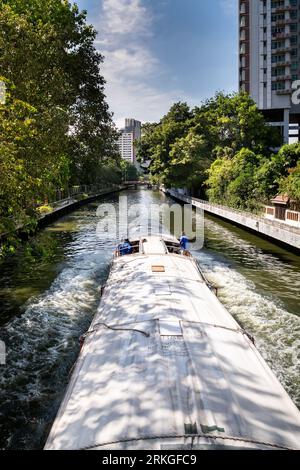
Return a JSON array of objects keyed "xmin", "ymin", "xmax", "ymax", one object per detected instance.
[
  {"xmin": 0, "ymin": 185, "xmax": 125, "ymax": 245},
  {"xmin": 37, "ymin": 185, "xmax": 125, "ymax": 229},
  {"xmin": 163, "ymin": 188, "xmax": 300, "ymax": 252}
]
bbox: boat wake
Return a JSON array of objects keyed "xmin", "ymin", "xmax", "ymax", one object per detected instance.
[{"xmin": 196, "ymin": 249, "xmax": 300, "ymax": 408}]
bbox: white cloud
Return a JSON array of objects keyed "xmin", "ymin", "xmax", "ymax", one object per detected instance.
[
  {"xmin": 219, "ymin": 0, "xmax": 237, "ymax": 17},
  {"xmin": 96, "ymin": 0, "xmax": 189, "ymax": 126},
  {"xmin": 103, "ymin": 46, "xmax": 160, "ymax": 80},
  {"xmin": 101, "ymin": 0, "xmax": 151, "ymax": 37}
]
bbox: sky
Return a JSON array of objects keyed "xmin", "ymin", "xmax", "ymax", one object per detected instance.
[{"xmin": 75, "ymin": 0, "xmax": 238, "ymax": 128}]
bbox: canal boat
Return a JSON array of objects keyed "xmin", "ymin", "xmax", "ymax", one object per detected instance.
[{"xmin": 45, "ymin": 235, "xmax": 300, "ymax": 450}]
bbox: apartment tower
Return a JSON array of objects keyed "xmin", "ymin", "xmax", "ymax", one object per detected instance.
[
  {"xmin": 118, "ymin": 118, "xmax": 141, "ymax": 166},
  {"xmin": 239, "ymin": 0, "xmax": 300, "ymax": 142}
]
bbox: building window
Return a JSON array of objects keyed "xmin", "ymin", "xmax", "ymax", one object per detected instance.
[
  {"xmin": 290, "ymin": 10, "xmax": 298, "ymax": 20},
  {"xmin": 291, "ymin": 62, "xmax": 298, "ymax": 71},
  {"xmin": 272, "ymin": 81, "xmax": 285, "ymax": 90},
  {"xmin": 272, "ymin": 66, "xmax": 285, "ymax": 76},
  {"xmin": 272, "ymin": 26, "xmax": 285, "ymax": 34},
  {"xmin": 272, "ymin": 13, "xmax": 285, "ymax": 21},
  {"xmin": 271, "ymin": 1, "xmax": 285, "ymax": 7},
  {"xmin": 272, "ymin": 40, "xmax": 285, "ymax": 49},
  {"xmin": 290, "ymin": 23, "xmax": 298, "ymax": 33},
  {"xmin": 272, "ymin": 54, "xmax": 286, "ymax": 63}
]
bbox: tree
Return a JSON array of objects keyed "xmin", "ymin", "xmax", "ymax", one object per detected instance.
[
  {"xmin": 194, "ymin": 92, "xmax": 280, "ymax": 154},
  {"xmin": 138, "ymin": 92, "xmax": 279, "ymax": 195},
  {"xmin": 0, "ymin": 78, "xmax": 39, "ymax": 236},
  {"xmin": 206, "ymin": 148, "xmax": 263, "ymax": 211},
  {"xmin": 120, "ymin": 160, "xmax": 139, "ymax": 182},
  {"xmin": 279, "ymin": 162, "xmax": 300, "ymax": 201},
  {"xmin": 166, "ymin": 131, "xmax": 210, "ymax": 192},
  {"xmin": 0, "ymin": 0, "xmax": 120, "ymax": 247}
]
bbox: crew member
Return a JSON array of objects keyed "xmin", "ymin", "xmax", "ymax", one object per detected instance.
[
  {"xmin": 179, "ymin": 231, "xmax": 189, "ymax": 254},
  {"xmin": 117, "ymin": 238, "xmax": 133, "ymax": 256}
]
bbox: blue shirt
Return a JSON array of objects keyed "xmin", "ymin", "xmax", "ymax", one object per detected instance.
[
  {"xmin": 179, "ymin": 235, "xmax": 189, "ymax": 250},
  {"xmin": 118, "ymin": 242, "xmax": 132, "ymax": 256}
]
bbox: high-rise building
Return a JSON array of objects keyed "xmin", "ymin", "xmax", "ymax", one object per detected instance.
[
  {"xmin": 118, "ymin": 118, "xmax": 141, "ymax": 165},
  {"xmin": 239, "ymin": 0, "xmax": 300, "ymax": 142}
]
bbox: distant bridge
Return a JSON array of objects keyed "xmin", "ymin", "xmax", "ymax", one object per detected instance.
[{"xmin": 123, "ymin": 181, "xmax": 155, "ymax": 189}]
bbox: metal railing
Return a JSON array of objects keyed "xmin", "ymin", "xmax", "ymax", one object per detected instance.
[
  {"xmin": 167, "ymin": 189, "xmax": 300, "ymax": 236},
  {"xmin": 48, "ymin": 183, "xmax": 120, "ymax": 207}
]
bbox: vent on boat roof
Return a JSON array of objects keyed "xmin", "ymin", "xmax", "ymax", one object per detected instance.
[
  {"xmin": 152, "ymin": 265, "xmax": 165, "ymax": 272},
  {"xmin": 159, "ymin": 319, "xmax": 182, "ymax": 336}
]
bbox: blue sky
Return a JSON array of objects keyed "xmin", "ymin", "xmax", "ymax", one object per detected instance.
[{"xmin": 75, "ymin": 0, "xmax": 238, "ymax": 127}]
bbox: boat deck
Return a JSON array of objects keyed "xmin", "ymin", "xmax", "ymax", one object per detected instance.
[{"xmin": 45, "ymin": 237, "xmax": 300, "ymax": 450}]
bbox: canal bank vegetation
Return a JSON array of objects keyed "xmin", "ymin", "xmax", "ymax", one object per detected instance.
[
  {"xmin": 137, "ymin": 93, "xmax": 300, "ymax": 213},
  {"xmin": 0, "ymin": 0, "xmax": 121, "ymax": 253}
]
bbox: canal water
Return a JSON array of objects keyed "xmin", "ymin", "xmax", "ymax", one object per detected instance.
[{"xmin": 0, "ymin": 189, "xmax": 299, "ymax": 449}]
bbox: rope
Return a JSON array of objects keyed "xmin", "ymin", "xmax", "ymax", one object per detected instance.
[
  {"xmin": 182, "ymin": 320, "xmax": 255, "ymax": 345},
  {"xmin": 78, "ymin": 432, "xmax": 294, "ymax": 451},
  {"xmin": 80, "ymin": 319, "xmax": 254, "ymax": 345},
  {"xmin": 81, "ymin": 322, "xmax": 150, "ymax": 341}
]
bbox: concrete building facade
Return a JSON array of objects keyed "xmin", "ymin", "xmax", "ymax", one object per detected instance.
[
  {"xmin": 118, "ymin": 119, "xmax": 141, "ymax": 165},
  {"xmin": 239, "ymin": 0, "xmax": 300, "ymax": 142}
]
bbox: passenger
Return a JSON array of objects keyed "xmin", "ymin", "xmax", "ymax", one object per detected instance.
[
  {"xmin": 117, "ymin": 238, "xmax": 132, "ymax": 256},
  {"xmin": 179, "ymin": 231, "xmax": 189, "ymax": 255},
  {"xmin": 124, "ymin": 238, "xmax": 133, "ymax": 255}
]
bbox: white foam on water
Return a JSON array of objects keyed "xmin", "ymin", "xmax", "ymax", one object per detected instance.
[{"xmin": 195, "ymin": 248, "xmax": 300, "ymax": 407}]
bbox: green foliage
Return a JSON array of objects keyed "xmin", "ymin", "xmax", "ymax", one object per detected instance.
[
  {"xmin": 206, "ymin": 148, "xmax": 262, "ymax": 211},
  {"xmin": 0, "ymin": 0, "xmax": 120, "ymax": 245},
  {"xmin": 254, "ymin": 143, "xmax": 300, "ymax": 202},
  {"xmin": 206, "ymin": 143, "xmax": 300, "ymax": 210},
  {"xmin": 37, "ymin": 205, "xmax": 53, "ymax": 215},
  {"xmin": 279, "ymin": 161, "xmax": 300, "ymax": 201},
  {"xmin": 137, "ymin": 91, "xmax": 300, "ymax": 210},
  {"xmin": 138, "ymin": 93, "xmax": 280, "ymax": 196},
  {"xmin": 194, "ymin": 92, "xmax": 280, "ymax": 154},
  {"xmin": 121, "ymin": 160, "xmax": 139, "ymax": 181}
]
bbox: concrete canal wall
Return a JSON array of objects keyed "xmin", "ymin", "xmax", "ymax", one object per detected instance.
[
  {"xmin": 163, "ymin": 188, "xmax": 300, "ymax": 252},
  {"xmin": 0, "ymin": 185, "xmax": 125, "ymax": 244},
  {"xmin": 37, "ymin": 185, "xmax": 125, "ymax": 229}
]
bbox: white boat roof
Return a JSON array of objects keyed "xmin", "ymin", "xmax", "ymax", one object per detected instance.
[{"xmin": 45, "ymin": 236, "xmax": 300, "ymax": 450}]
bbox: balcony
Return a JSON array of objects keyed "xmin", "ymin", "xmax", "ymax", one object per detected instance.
[
  {"xmin": 274, "ymin": 19, "xmax": 295, "ymax": 26},
  {"xmin": 272, "ymin": 32, "xmax": 291, "ymax": 39},
  {"xmin": 272, "ymin": 75, "xmax": 291, "ymax": 81},
  {"xmin": 272, "ymin": 61, "xmax": 291, "ymax": 67},
  {"xmin": 277, "ymin": 88, "xmax": 292, "ymax": 94},
  {"xmin": 272, "ymin": 6, "xmax": 297, "ymax": 13},
  {"xmin": 272, "ymin": 46, "xmax": 291, "ymax": 53}
]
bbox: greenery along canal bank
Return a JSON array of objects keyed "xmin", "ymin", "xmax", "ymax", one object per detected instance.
[
  {"xmin": 0, "ymin": 185, "xmax": 125, "ymax": 248},
  {"xmin": 0, "ymin": 0, "xmax": 130, "ymax": 251},
  {"xmin": 137, "ymin": 96, "xmax": 300, "ymax": 213}
]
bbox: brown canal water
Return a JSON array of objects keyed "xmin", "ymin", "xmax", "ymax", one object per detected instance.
[{"xmin": 0, "ymin": 189, "xmax": 299, "ymax": 449}]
